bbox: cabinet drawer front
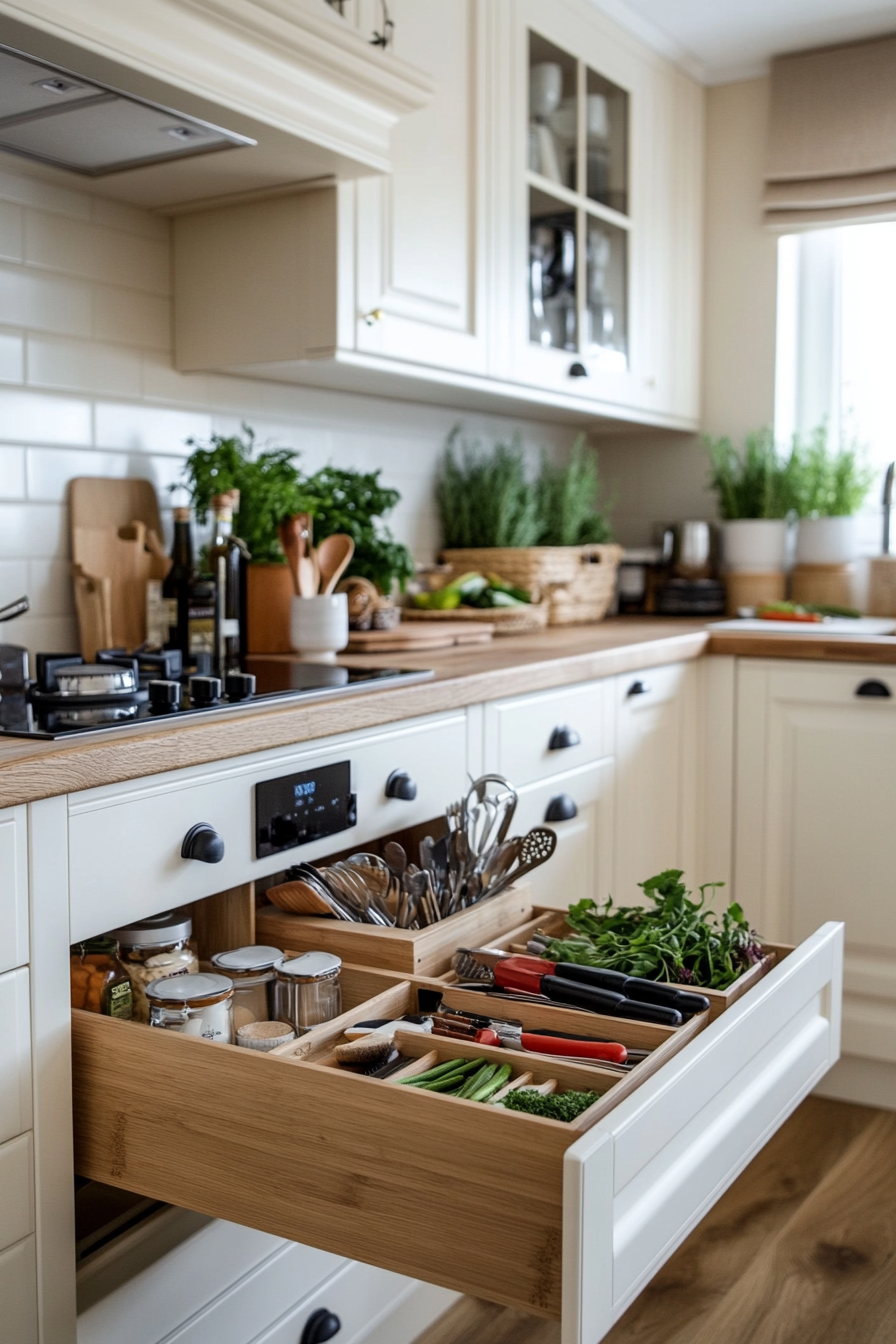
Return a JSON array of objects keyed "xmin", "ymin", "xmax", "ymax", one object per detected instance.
[
  {"xmin": 0, "ymin": 1133, "xmax": 33, "ymax": 1253},
  {"xmin": 254, "ymin": 1260, "xmax": 438, "ymax": 1344},
  {"xmin": 512, "ymin": 760, "xmax": 614, "ymax": 909},
  {"xmin": 0, "ymin": 1235, "xmax": 38, "ymax": 1344},
  {"xmin": 72, "ymin": 924, "xmax": 842, "ymax": 1344},
  {"xmin": 68, "ymin": 714, "xmax": 467, "ymax": 942},
  {"xmin": 0, "ymin": 807, "xmax": 27, "ymax": 973},
  {"xmin": 485, "ymin": 682, "xmax": 610, "ymax": 786},
  {"xmin": 0, "ymin": 968, "xmax": 31, "ymax": 1144}
]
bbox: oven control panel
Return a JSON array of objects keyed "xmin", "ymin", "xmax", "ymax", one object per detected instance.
[{"xmin": 255, "ymin": 761, "xmax": 357, "ymax": 859}]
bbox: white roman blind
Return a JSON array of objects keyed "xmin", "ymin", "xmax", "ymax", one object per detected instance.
[{"xmin": 764, "ymin": 33, "xmax": 896, "ymax": 230}]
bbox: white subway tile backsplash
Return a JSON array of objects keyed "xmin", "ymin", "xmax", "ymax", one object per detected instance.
[
  {"xmin": 4, "ymin": 613, "xmax": 79, "ymax": 655},
  {"xmin": 0, "ymin": 560, "xmax": 29, "ymax": 602},
  {"xmin": 25, "ymin": 447, "xmax": 129, "ymax": 502},
  {"xmin": 0, "ymin": 202, "xmax": 23, "ymax": 263},
  {"xmin": 26, "ymin": 335, "xmax": 142, "ymax": 398},
  {"xmin": 95, "ymin": 288, "xmax": 170, "ymax": 352},
  {"xmin": 0, "ymin": 264, "xmax": 92, "ymax": 337},
  {"xmin": 0, "ymin": 502, "xmax": 68, "ymax": 558},
  {"xmin": 0, "ymin": 167, "xmax": 91, "ymax": 221},
  {"xmin": 25, "ymin": 211, "xmax": 170, "ymax": 295},
  {"xmin": 0, "ymin": 448, "xmax": 25, "ymax": 499},
  {"xmin": 0, "ymin": 389, "xmax": 91, "ymax": 446},
  {"xmin": 89, "ymin": 197, "xmax": 169, "ymax": 243},
  {"xmin": 141, "ymin": 352, "xmax": 209, "ymax": 404},
  {"xmin": 26, "ymin": 558, "xmax": 72, "ymax": 617},
  {"xmin": 0, "ymin": 333, "xmax": 24, "ymax": 385},
  {"xmin": 94, "ymin": 402, "xmax": 212, "ymax": 453}
]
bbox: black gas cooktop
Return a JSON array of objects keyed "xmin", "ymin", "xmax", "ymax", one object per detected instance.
[{"xmin": 0, "ymin": 648, "xmax": 433, "ymax": 740}]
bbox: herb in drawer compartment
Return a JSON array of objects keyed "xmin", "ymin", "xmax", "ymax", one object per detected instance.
[{"xmin": 546, "ymin": 870, "xmax": 764, "ymax": 991}]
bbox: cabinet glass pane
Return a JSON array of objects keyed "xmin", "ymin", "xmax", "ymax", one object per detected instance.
[
  {"xmin": 585, "ymin": 219, "xmax": 627, "ymax": 368},
  {"xmin": 529, "ymin": 188, "xmax": 577, "ymax": 350},
  {"xmin": 528, "ymin": 33, "xmax": 577, "ymax": 191},
  {"xmin": 585, "ymin": 68, "xmax": 628, "ymax": 214}
]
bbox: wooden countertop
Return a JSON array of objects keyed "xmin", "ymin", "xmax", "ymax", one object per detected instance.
[{"xmin": 3, "ymin": 616, "xmax": 894, "ymax": 807}]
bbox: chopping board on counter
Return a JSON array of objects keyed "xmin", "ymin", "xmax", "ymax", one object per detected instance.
[{"xmin": 346, "ymin": 621, "xmax": 495, "ymax": 652}]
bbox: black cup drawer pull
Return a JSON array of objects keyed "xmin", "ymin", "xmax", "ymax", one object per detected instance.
[
  {"xmin": 181, "ymin": 823, "xmax": 225, "ymax": 863},
  {"xmin": 545, "ymin": 793, "xmax": 578, "ymax": 823},
  {"xmin": 548, "ymin": 724, "xmax": 581, "ymax": 751},
  {"xmin": 855, "ymin": 679, "xmax": 892, "ymax": 699},
  {"xmin": 301, "ymin": 1309, "xmax": 341, "ymax": 1344},
  {"xmin": 385, "ymin": 769, "xmax": 418, "ymax": 801},
  {"xmin": 627, "ymin": 680, "xmax": 650, "ymax": 697}
]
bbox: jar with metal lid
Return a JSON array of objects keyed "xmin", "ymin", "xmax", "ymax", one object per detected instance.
[
  {"xmin": 146, "ymin": 973, "xmax": 234, "ymax": 1043},
  {"xmin": 111, "ymin": 910, "xmax": 199, "ymax": 1023},
  {"xmin": 273, "ymin": 951, "xmax": 342, "ymax": 1036},
  {"xmin": 210, "ymin": 945, "xmax": 281, "ymax": 1031}
]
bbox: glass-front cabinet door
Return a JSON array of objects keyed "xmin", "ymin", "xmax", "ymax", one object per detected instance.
[{"xmin": 497, "ymin": 0, "xmax": 702, "ymax": 425}]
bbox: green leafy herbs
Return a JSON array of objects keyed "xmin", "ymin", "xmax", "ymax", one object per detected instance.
[
  {"xmin": 499, "ymin": 1089, "xmax": 599, "ymax": 1122},
  {"xmin": 705, "ymin": 427, "xmax": 793, "ymax": 520},
  {"xmin": 546, "ymin": 869, "xmax": 764, "ymax": 991},
  {"xmin": 437, "ymin": 428, "xmax": 613, "ymax": 549},
  {"xmin": 785, "ymin": 422, "xmax": 874, "ymax": 518},
  {"xmin": 176, "ymin": 429, "xmax": 413, "ymax": 590}
]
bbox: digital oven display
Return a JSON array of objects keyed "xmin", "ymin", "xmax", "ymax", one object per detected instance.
[{"xmin": 255, "ymin": 760, "xmax": 357, "ymax": 858}]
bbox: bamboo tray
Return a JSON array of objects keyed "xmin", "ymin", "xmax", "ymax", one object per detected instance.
[
  {"xmin": 484, "ymin": 906, "xmax": 791, "ymax": 1022},
  {"xmin": 254, "ymin": 884, "xmax": 534, "ymax": 977}
]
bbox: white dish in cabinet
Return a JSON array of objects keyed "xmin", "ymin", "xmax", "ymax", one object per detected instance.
[{"xmin": 71, "ymin": 922, "xmax": 842, "ymax": 1344}]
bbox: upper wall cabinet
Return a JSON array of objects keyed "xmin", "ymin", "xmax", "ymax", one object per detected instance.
[
  {"xmin": 173, "ymin": 0, "xmax": 702, "ymax": 428},
  {"xmin": 490, "ymin": 0, "xmax": 703, "ymax": 425}
]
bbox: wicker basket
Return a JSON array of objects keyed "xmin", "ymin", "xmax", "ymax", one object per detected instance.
[{"xmin": 439, "ymin": 545, "xmax": 623, "ymax": 625}]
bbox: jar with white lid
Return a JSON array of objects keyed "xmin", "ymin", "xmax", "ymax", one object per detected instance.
[
  {"xmin": 146, "ymin": 972, "xmax": 234, "ymax": 1043},
  {"xmin": 210, "ymin": 945, "xmax": 281, "ymax": 1031},
  {"xmin": 273, "ymin": 951, "xmax": 342, "ymax": 1035},
  {"xmin": 111, "ymin": 910, "xmax": 199, "ymax": 1023}
]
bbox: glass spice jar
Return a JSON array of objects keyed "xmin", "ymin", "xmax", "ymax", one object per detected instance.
[
  {"xmin": 111, "ymin": 910, "xmax": 199, "ymax": 1023},
  {"xmin": 272, "ymin": 951, "xmax": 342, "ymax": 1036},
  {"xmin": 70, "ymin": 937, "xmax": 132, "ymax": 1018},
  {"xmin": 210, "ymin": 946, "xmax": 281, "ymax": 1032},
  {"xmin": 146, "ymin": 972, "xmax": 234, "ymax": 1043}
]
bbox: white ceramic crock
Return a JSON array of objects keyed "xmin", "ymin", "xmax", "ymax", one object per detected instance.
[
  {"xmin": 289, "ymin": 593, "xmax": 349, "ymax": 663},
  {"xmin": 722, "ymin": 519, "xmax": 789, "ymax": 573},
  {"xmin": 795, "ymin": 516, "xmax": 858, "ymax": 566}
]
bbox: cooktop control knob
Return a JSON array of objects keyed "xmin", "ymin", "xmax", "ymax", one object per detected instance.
[
  {"xmin": 190, "ymin": 675, "xmax": 222, "ymax": 707},
  {"xmin": 225, "ymin": 672, "xmax": 256, "ymax": 702},
  {"xmin": 300, "ymin": 1308, "xmax": 341, "ymax": 1344},
  {"xmin": 148, "ymin": 679, "xmax": 182, "ymax": 712}
]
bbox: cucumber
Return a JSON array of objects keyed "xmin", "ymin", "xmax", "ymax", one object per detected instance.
[
  {"xmin": 470, "ymin": 1063, "xmax": 513, "ymax": 1102},
  {"xmin": 457, "ymin": 1063, "xmax": 495, "ymax": 1099},
  {"xmin": 397, "ymin": 1057, "xmax": 482, "ymax": 1085}
]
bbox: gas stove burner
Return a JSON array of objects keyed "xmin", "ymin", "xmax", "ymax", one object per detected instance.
[{"xmin": 53, "ymin": 663, "xmax": 139, "ymax": 698}]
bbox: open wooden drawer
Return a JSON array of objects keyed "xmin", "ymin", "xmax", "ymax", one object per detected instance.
[{"xmin": 71, "ymin": 921, "xmax": 843, "ymax": 1344}]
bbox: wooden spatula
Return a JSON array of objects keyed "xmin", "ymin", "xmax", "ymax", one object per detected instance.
[
  {"xmin": 317, "ymin": 534, "xmax": 355, "ymax": 595},
  {"xmin": 278, "ymin": 516, "xmax": 304, "ymax": 597}
]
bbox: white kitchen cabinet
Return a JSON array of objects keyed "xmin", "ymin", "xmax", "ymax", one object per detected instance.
[
  {"xmin": 613, "ymin": 662, "xmax": 698, "ymax": 903},
  {"xmin": 0, "ymin": 1235, "xmax": 38, "ymax": 1344},
  {"xmin": 490, "ymin": 0, "xmax": 702, "ymax": 425},
  {"xmin": 0, "ymin": 806, "xmax": 28, "ymax": 973},
  {"xmin": 734, "ymin": 660, "xmax": 896, "ymax": 1106},
  {"xmin": 512, "ymin": 758, "xmax": 614, "ymax": 909}
]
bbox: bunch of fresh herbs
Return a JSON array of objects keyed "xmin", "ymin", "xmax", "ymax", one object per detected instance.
[
  {"xmin": 437, "ymin": 428, "xmax": 613, "ymax": 549},
  {"xmin": 499, "ymin": 1089, "xmax": 599, "ymax": 1122},
  {"xmin": 296, "ymin": 465, "xmax": 414, "ymax": 593},
  {"xmin": 785, "ymin": 422, "xmax": 874, "ymax": 518},
  {"xmin": 705, "ymin": 427, "xmax": 795, "ymax": 520},
  {"xmin": 545, "ymin": 869, "xmax": 764, "ymax": 990}
]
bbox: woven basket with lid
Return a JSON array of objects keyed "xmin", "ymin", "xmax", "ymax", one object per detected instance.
[{"xmin": 439, "ymin": 544, "xmax": 623, "ymax": 625}]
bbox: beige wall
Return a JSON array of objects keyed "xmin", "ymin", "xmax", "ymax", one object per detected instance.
[{"xmin": 599, "ymin": 78, "xmax": 780, "ymax": 545}]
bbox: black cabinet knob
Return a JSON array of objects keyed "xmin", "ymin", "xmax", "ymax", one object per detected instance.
[
  {"xmin": 300, "ymin": 1308, "xmax": 341, "ymax": 1344},
  {"xmin": 627, "ymin": 679, "xmax": 650, "ymax": 697},
  {"xmin": 855, "ymin": 679, "xmax": 892, "ymax": 698},
  {"xmin": 545, "ymin": 793, "xmax": 578, "ymax": 823},
  {"xmin": 148, "ymin": 679, "xmax": 182, "ymax": 712},
  {"xmin": 225, "ymin": 672, "xmax": 256, "ymax": 702},
  {"xmin": 181, "ymin": 823, "xmax": 225, "ymax": 864},
  {"xmin": 385, "ymin": 769, "xmax": 417, "ymax": 801},
  {"xmin": 568, "ymin": 361, "xmax": 588, "ymax": 378},
  {"xmin": 548, "ymin": 724, "xmax": 581, "ymax": 751},
  {"xmin": 189, "ymin": 675, "xmax": 221, "ymax": 707}
]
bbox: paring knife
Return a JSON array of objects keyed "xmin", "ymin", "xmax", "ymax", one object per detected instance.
[{"xmin": 342, "ymin": 1014, "xmax": 628, "ymax": 1064}]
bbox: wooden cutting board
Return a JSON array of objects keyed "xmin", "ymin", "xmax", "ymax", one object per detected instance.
[{"xmin": 346, "ymin": 622, "xmax": 494, "ymax": 652}]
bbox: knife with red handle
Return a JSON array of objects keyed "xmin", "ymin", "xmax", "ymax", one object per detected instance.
[{"xmin": 431, "ymin": 1018, "xmax": 627, "ymax": 1064}]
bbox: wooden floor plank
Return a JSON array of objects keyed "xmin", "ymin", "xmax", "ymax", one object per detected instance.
[{"xmin": 411, "ymin": 1098, "xmax": 883, "ymax": 1344}]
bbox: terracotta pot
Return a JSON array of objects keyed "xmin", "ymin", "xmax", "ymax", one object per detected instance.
[{"xmin": 246, "ymin": 563, "xmax": 294, "ymax": 653}]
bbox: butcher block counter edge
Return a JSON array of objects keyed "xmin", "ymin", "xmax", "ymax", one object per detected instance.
[{"xmin": 3, "ymin": 617, "xmax": 896, "ymax": 806}]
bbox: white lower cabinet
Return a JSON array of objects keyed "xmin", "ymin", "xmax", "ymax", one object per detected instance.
[
  {"xmin": 0, "ymin": 805, "xmax": 28, "ymax": 974},
  {"xmin": 512, "ymin": 758, "xmax": 614, "ymax": 908},
  {"xmin": 0, "ymin": 967, "xmax": 32, "ymax": 1144},
  {"xmin": 0, "ymin": 1235, "xmax": 39, "ymax": 1344},
  {"xmin": 613, "ymin": 662, "xmax": 697, "ymax": 902},
  {"xmin": 734, "ymin": 660, "xmax": 896, "ymax": 1102}
]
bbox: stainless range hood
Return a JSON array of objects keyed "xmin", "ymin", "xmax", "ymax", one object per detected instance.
[{"xmin": 0, "ymin": 44, "xmax": 254, "ymax": 177}]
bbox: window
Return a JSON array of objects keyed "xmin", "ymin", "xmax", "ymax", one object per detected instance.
[{"xmin": 775, "ymin": 223, "xmax": 896, "ymax": 554}]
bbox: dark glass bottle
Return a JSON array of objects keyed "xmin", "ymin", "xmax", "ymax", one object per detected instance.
[
  {"xmin": 209, "ymin": 493, "xmax": 249, "ymax": 675},
  {"xmin": 163, "ymin": 507, "xmax": 194, "ymax": 658}
]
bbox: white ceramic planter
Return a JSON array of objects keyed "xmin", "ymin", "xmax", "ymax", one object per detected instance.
[
  {"xmin": 722, "ymin": 519, "xmax": 789, "ymax": 573},
  {"xmin": 289, "ymin": 593, "xmax": 349, "ymax": 662},
  {"xmin": 795, "ymin": 516, "xmax": 858, "ymax": 566}
]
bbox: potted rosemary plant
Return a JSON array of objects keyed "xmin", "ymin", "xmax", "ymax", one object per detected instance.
[
  {"xmin": 788, "ymin": 424, "xmax": 874, "ymax": 565},
  {"xmin": 706, "ymin": 428, "xmax": 793, "ymax": 573}
]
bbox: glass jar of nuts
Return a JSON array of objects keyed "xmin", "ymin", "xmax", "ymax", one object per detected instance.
[{"xmin": 111, "ymin": 910, "xmax": 199, "ymax": 1023}]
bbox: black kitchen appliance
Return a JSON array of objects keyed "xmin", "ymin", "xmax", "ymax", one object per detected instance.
[{"xmin": 0, "ymin": 644, "xmax": 433, "ymax": 741}]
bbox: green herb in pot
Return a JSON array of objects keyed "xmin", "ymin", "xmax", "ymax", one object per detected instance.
[{"xmin": 545, "ymin": 869, "xmax": 764, "ymax": 991}]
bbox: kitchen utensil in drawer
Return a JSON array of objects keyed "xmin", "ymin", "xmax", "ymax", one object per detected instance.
[
  {"xmin": 146, "ymin": 972, "xmax": 234, "ymax": 1043},
  {"xmin": 273, "ymin": 952, "xmax": 342, "ymax": 1035}
]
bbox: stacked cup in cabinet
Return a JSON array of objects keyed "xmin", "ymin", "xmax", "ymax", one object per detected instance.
[{"xmin": 0, "ymin": 806, "xmax": 36, "ymax": 1344}]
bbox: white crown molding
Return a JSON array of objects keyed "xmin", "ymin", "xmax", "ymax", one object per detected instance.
[
  {"xmin": 0, "ymin": 0, "xmax": 435, "ymax": 173},
  {"xmin": 584, "ymin": 0, "xmax": 708, "ymax": 82}
]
